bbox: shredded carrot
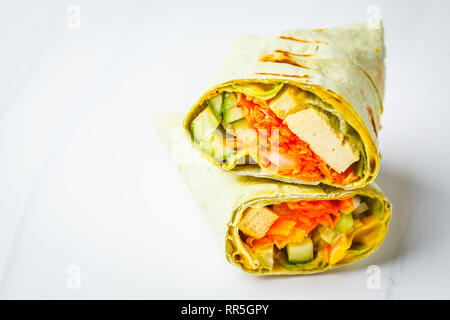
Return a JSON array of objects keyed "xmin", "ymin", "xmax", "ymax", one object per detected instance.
[
  {"xmin": 246, "ymin": 237, "xmax": 273, "ymax": 251},
  {"xmin": 270, "ymin": 228, "xmax": 306, "ymax": 249},
  {"xmin": 245, "ymin": 199, "xmax": 353, "ymax": 250},
  {"xmin": 266, "ymin": 219, "xmax": 296, "ymax": 237},
  {"xmin": 282, "ymin": 200, "xmax": 342, "ymax": 233},
  {"xmin": 338, "ymin": 198, "xmax": 355, "ymax": 214},
  {"xmin": 235, "ymin": 93, "xmax": 357, "ymax": 184}
]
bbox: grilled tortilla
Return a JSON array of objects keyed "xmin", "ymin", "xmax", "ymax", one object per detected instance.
[
  {"xmin": 156, "ymin": 113, "xmax": 391, "ymax": 275},
  {"xmin": 184, "ymin": 22, "xmax": 385, "ymax": 188}
]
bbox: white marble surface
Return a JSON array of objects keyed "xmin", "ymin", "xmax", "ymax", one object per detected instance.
[{"xmin": 0, "ymin": 0, "xmax": 449, "ymax": 299}]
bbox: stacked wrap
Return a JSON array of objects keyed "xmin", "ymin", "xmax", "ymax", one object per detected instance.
[
  {"xmin": 156, "ymin": 114, "xmax": 391, "ymax": 274},
  {"xmin": 184, "ymin": 22, "xmax": 385, "ymax": 188},
  {"xmin": 156, "ymin": 22, "xmax": 391, "ymax": 274}
]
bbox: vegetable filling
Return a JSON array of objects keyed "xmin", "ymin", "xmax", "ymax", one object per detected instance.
[
  {"xmin": 190, "ymin": 83, "xmax": 365, "ymax": 185},
  {"xmin": 236, "ymin": 93, "xmax": 357, "ymax": 183},
  {"xmin": 237, "ymin": 196, "xmax": 385, "ymax": 271}
]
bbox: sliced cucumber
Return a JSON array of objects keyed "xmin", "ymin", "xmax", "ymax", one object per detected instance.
[
  {"xmin": 190, "ymin": 106, "xmax": 221, "ymax": 142},
  {"xmin": 286, "ymin": 237, "xmax": 313, "ymax": 264},
  {"xmin": 199, "ymin": 130, "xmax": 235, "ymax": 162},
  {"xmin": 191, "ymin": 106, "xmax": 234, "ymax": 162},
  {"xmin": 207, "ymin": 94, "xmax": 223, "ymax": 117},
  {"xmin": 222, "ymin": 92, "xmax": 244, "ymax": 124}
]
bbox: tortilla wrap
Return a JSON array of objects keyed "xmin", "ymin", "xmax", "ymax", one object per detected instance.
[
  {"xmin": 156, "ymin": 113, "xmax": 391, "ymax": 275},
  {"xmin": 184, "ymin": 22, "xmax": 385, "ymax": 188}
]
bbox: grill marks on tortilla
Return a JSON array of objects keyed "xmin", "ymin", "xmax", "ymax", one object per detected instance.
[
  {"xmin": 366, "ymin": 105, "xmax": 378, "ymax": 137},
  {"xmin": 256, "ymin": 36, "xmax": 321, "ymax": 77},
  {"xmin": 278, "ymin": 35, "xmax": 328, "ymax": 44},
  {"xmin": 274, "ymin": 49, "xmax": 314, "ymax": 58},
  {"xmin": 254, "ymin": 72, "xmax": 311, "ymax": 79},
  {"xmin": 259, "ymin": 52, "xmax": 311, "ymax": 69}
]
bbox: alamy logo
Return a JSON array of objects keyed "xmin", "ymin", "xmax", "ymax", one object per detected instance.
[
  {"xmin": 66, "ymin": 5, "xmax": 81, "ymax": 30},
  {"xmin": 66, "ymin": 265, "xmax": 81, "ymax": 290},
  {"xmin": 366, "ymin": 5, "xmax": 382, "ymax": 29},
  {"xmin": 366, "ymin": 265, "xmax": 381, "ymax": 290}
]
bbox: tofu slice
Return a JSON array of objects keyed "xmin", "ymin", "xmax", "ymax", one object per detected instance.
[
  {"xmin": 268, "ymin": 86, "xmax": 309, "ymax": 120},
  {"xmin": 284, "ymin": 108, "xmax": 359, "ymax": 173},
  {"xmin": 239, "ymin": 207, "xmax": 278, "ymax": 239}
]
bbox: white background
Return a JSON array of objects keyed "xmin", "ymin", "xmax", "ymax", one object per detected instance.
[{"xmin": 0, "ymin": 0, "xmax": 449, "ymax": 299}]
